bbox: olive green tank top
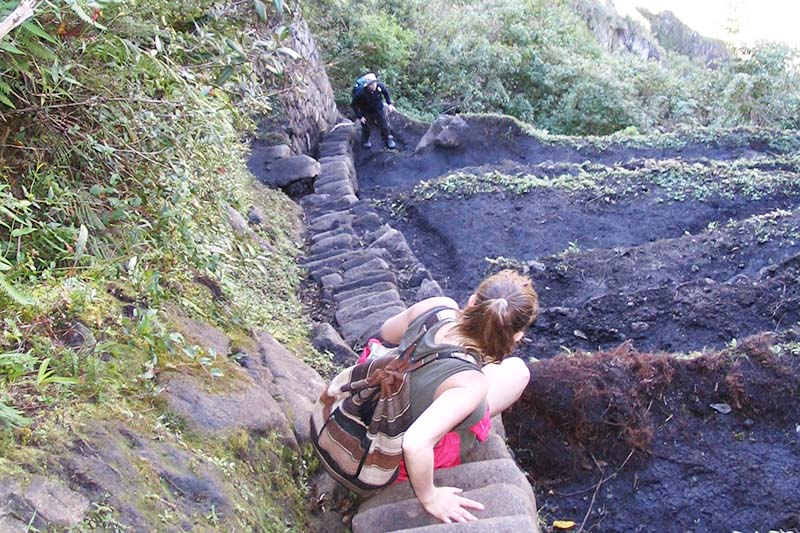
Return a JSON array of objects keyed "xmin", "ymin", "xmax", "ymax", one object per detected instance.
[{"xmin": 404, "ymin": 309, "xmax": 487, "ymax": 431}]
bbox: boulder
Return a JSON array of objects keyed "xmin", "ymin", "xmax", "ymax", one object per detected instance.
[
  {"xmin": 415, "ymin": 278, "xmax": 444, "ymax": 300},
  {"xmin": 261, "ymin": 155, "xmax": 320, "ymax": 188},
  {"xmin": 57, "ymin": 420, "xmax": 232, "ymax": 530},
  {"xmin": 415, "ymin": 115, "xmax": 470, "ymax": 152},
  {"xmin": 251, "ymin": 331, "xmax": 326, "ymax": 443},
  {"xmin": 312, "ymin": 322, "xmax": 359, "ymax": 366},
  {"xmin": 246, "ymin": 144, "xmax": 291, "ymax": 179},
  {"xmin": 0, "ymin": 477, "xmax": 90, "ymax": 530},
  {"xmin": 161, "ymin": 371, "xmax": 296, "ymax": 446},
  {"xmin": 168, "ymin": 307, "xmax": 231, "ymax": 358}
]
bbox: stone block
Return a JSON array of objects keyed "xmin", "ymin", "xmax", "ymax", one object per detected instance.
[
  {"xmin": 369, "ymin": 228, "xmax": 410, "ymax": 257},
  {"xmin": 318, "ymin": 141, "xmax": 351, "ymax": 158},
  {"xmin": 310, "ymin": 233, "xmax": 354, "ymax": 256},
  {"xmin": 314, "ymin": 172, "xmax": 352, "ymax": 188},
  {"xmin": 392, "ymin": 515, "xmax": 539, "ymax": 533},
  {"xmin": 359, "ymin": 459, "xmax": 534, "ymax": 513},
  {"xmin": 312, "ymin": 227, "xmax": 355, "ymax": 245},
  {"xmin": 342, "ymin": 257, "xmax": 390, "ymax": 279},
  {"xmin": 309, "ymin": 212, "xmax": 352, "ymax": 234},
  {"xmin": 336, "ymin": 288, "xmax": 403, "ymax": 312},
  {"xmin": 315, "ymin": 181, "xmax": 355, "ymax": 197},
  {"xmin": 246, "ymin": 144, "xmax": 291, "ymax": 179},
  {"xmin": 336, "ymin": 302, "xmax": 405, "ymax": 326},
  {"xmin": 340, "ymin": 306, "xmax": 406, "ymax": 345},
  {"xmin": 334, "ymin": 270, "xmax": 398, "ymax": 294},
  {"xmin": 312, "ymin": 323, "xmax": 359, "ymax": 366},
  {"xmin": 415, "ymin": 279, "xmax": 443, "ymax": 300},
  {"xmin": 334, "ymin": 281, "xmax": 398, "ymax": 305},
  {"xmin": 461, "ymin": 433, "xmax": 512, "ymax": 463},
  {"xmin": 320, "ymin": 273, "xmax": 343, "ymax": 289},
  {"xmin": 352, "ymin": 483, "xmax": 535, "ymax": 533},
  {"xmin": 261, "ymin": 155, "xmax": 321, "ymax": 188},
  {"xmin": 353, "ymin": 212, "xmax": 384, "ymax": 235}
]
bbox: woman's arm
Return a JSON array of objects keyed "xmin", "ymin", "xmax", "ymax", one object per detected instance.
[
  {"xmin": 379, "ymin": 296, "xmax": 459, "ymax": 345},
  {"xmin": 402, "ymin": 372, "xmax": 488, "ymax": 523}
]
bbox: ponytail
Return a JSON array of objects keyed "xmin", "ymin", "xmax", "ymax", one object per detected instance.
[{"xmin": 456, "ymin": 270, "xmax": 539, "ymax": 362}]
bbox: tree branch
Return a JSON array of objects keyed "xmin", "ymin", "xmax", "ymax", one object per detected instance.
[{"xmin": 0, "ymin": 0, "xmax": 36, "ymax": 42}]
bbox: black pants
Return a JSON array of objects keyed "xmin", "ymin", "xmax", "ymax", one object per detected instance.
[{"xmin": 362, "ymin": 108, "xmax": 392, "ymax": 141}]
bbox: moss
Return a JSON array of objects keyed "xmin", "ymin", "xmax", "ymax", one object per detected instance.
[{"xmin": 412, "ymin": 154, "xmax": 800, "ymax": 204}]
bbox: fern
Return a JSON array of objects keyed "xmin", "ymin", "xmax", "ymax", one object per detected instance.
[{"xmin": 0, "ymin": 400, "xmax": 29, "ymax": 428}]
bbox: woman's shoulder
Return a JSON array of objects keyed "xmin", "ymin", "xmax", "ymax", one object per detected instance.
[{"xmin": 407, "ymin": 296, "xmax": 459, "ymax": 322}]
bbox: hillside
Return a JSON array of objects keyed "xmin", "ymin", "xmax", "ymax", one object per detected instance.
[{"xmin": 305, "ymin": 0, "xmax": 800, "ymax": 134}]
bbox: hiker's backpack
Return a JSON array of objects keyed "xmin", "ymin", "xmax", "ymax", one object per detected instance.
[
  {"xmin": 352, "ymin": 74, "xmax": 374, "ymax": 98},
  {"xmin": 309, "ymin": 307, "xmax": 478, "ymax": 495}
]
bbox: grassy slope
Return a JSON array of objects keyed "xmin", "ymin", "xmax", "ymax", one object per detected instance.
[{"xmin": 1, "ymin": 1, "xmax": 328, "ymax": 529}]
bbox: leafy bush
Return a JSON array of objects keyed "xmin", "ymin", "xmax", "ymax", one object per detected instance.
[
  {"xmin": 302, "ymin": 0, "xmax": 800, "ymax": 135},
  {"xmin": 0, "ymin": 0, "xmax": 319, "ymax": 432}
]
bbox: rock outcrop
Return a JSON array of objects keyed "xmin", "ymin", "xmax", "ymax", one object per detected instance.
[{"xmin": 639, "ymin": 9, "xmax": 731, "ymax": 66}]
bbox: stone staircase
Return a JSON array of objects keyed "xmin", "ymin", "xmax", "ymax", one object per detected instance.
[{"xmin": 290, "ymin": 123, "xmax": 540, "ymax": 532}]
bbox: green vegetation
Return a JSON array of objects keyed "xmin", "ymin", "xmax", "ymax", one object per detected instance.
[
  {"xmin": 1, "ymin": 0, "xmax": 324, "ymax": 528},
  {"xmin": 303, "ymin": 0, "xmax": 800, "ymax": 135},
  {"xmin": 412, "ymin": 154, "xmax": 800, "ymax": 203}
]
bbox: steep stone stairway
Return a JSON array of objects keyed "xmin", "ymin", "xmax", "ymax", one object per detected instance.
[{"xmin": 283, "ymin": 124, "xmax": 541, "ymax": 532}]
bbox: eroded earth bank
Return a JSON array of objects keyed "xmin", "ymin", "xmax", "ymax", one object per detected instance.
[{"xmin": 358, "ymin": 114, "xmax": 800, "ymax": 532}]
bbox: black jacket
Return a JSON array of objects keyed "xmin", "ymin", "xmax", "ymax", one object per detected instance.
[{"xmin": 351, "ymin": 82, "xmax": 392, "ymax": 118}]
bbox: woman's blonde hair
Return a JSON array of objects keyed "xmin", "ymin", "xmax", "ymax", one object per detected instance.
[{"xmin": 456, "ymin": 270, "xmax": 539, "ymax": 362}]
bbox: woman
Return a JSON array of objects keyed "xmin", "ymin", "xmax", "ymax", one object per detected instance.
[{"xmin": 372, "ymin": 269, "xmax": 539, "ymax": 524}]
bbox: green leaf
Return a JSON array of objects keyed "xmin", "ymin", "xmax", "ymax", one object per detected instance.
[
  {"xmin": 20, "ymin": 21, "xmax": 59, "ymax": 45},
  {"xmin": 254, "ymin": 0, "xmax": 267, "ymax": 22},
  {"xmin": 89, "ymin": 184, "xmax": 102, "ymax": 195},
  {"xmin": 74, "ymin": 224, "xmax": 88, "ymax": 262},
  {"xmin": 276, "ymin": 46, "xmax": 301, "ymax": 60},
  {"xmin": 0, "ymin": 92, "xmax": 15, "ymax": 108},
  {"xmin": 0, "ymin": 42, "xmax": 25, "ymax": 54},
  {"xmin": 0, "ymin": 400, "xmax": 30, "ymax": 428},
  {"xmin": 210, "ymin": 368, "xmax": 224, "ymax": 378},
  {"xmin": 0, "ymin": 273, "xmax": 35, "ymax": 305},
  {"xmin": 10, "ymin": 227, "xmax": 35, "ymax": 237},
  {"xmin": 215, "ymin": 65, "xmax": 234, "ymax": 85},
  {"xmin": 273, "ymin": 0, "xmax": 284, "ymax": 15},
  {"xmin": 66, "ymin": 0, "xmax": 108, "ymax": 31},
  {"xmin": 224, "ymin": 38, "xmax": 246, "ymax": 57}
]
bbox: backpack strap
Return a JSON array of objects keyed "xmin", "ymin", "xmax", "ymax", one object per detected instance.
[{"xmin": 400, "ymin": 306, "xmax": 481, "ymax": 370}]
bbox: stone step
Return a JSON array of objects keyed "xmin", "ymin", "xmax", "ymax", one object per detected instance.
[
  {"xmin": 342, "ymin": 257, "xmax": 390, "ymax": 279},
  {"xmin": 392, "ymin": 514, "xmax": 539, "ymax": 533},
  {"xmin": 334, "ymin": 282, "xmax": 398, "ymax": 305},
  {"xmin": 335, "ymin": 301, "xmax": 405, "ymax": 325},
  {"xmin": 315, "ymin": 181, "xmax": 355, "ymax": 196},
  {"xmin": 333, "ymin": 271, "xmax": 398, "ymax": 295},
  {"xmin": 358, "ymin": 459, "xmax": 534, "ymax": 513},
  {"xmin": 314, "ymin": 172, "xmax": 352, "ymax": 188},
  {"xmin": 461, "ymin": 433, "xmax": 512, "ymax": 463},
  {"xmin": 340, "ymin": 306, "xmax": 405, "ymax": 345},
  {"xmin": 336, "ymin": 288, "xmax": 403, "ymax": 312},
  {"xmin": 351, "ymin": 483, "xmax": 535, "ymax": 533}
]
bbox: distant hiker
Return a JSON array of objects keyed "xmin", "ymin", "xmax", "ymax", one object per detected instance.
[
  {"xmin": 351, "ymin": 72, "xmax": 397, "ymax": 150},
  {"xmin": 311, "ymin": 270, "xmax": 538, "ymax": 524}
]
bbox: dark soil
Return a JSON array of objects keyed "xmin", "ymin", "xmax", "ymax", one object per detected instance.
[{"xmin": 355, "ymin": 114, "xmax": 800, "ymax": 532}]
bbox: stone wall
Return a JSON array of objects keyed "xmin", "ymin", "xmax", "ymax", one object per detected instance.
[{"xmin": 280, "ymin": 18, "xmax": 341, "ymax": 155}]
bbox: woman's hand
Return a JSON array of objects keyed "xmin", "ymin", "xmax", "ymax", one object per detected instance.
[{"xmin": 419, "ymin": 486, "xmax": 484, "ymax": 523}]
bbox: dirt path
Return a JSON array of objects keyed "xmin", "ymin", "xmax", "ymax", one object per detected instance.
[{"xmin": 354, "ymin": 114, "xmax": 800, "ymax": 532}]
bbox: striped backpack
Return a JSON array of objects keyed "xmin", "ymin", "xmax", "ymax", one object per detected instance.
[{"xmin": 309, "ymin": 307, "xmax": 477, "ymax": 495}]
